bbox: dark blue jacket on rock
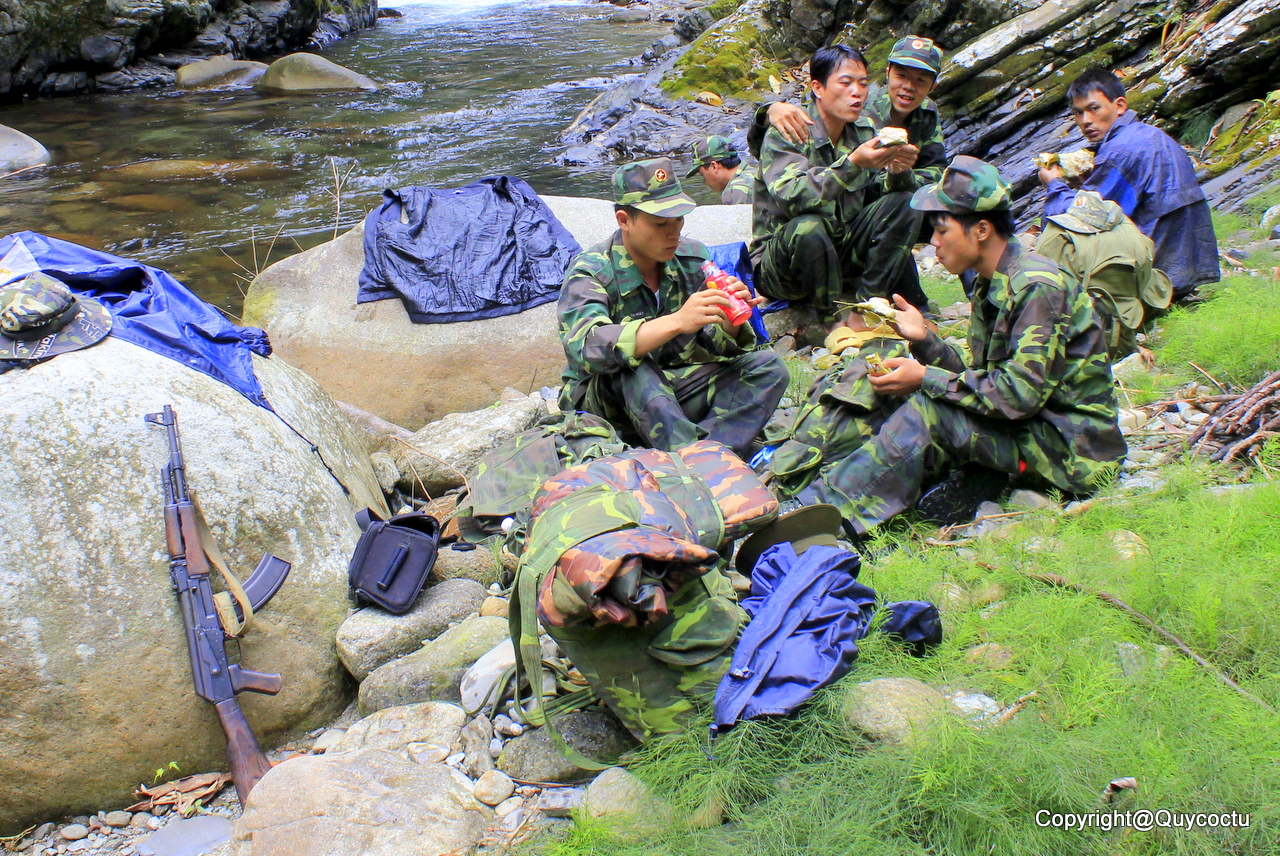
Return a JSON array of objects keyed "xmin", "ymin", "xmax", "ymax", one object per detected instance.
[
  {"xmin": 711, "ymin": 542, "xmax": 941, "ymax": 738},
  {"xmin": 359, "ymin": 176, "xmax": 580, "ymax": 323},
  {"xmin": 1043, "ymin": 110, "xmax": 1219, "ymax": 297}
]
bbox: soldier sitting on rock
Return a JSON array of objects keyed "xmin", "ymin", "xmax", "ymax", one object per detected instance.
[
  {"xmin": 686, "ymin": 135, "xmax": 756, "ymax": 204},
  {"xmin": 748, "ymin": 45, "xmax": 934, "ymax": 325},
  {"xmin": 556, "ymin": 157, "xmax": 789, "ymax": 460},
  {"xmin": 790, "ymin": 157, "xmax": 1126, "ymax": 535},
  {"xmin": 1037, "ymin": 66, "xmax": 1218, "ymax": 302}
]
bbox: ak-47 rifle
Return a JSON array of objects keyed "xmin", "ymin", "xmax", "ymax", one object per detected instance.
[{"xmin": 145, "ymin": 404, "xmax": 292, "ymax": 806}]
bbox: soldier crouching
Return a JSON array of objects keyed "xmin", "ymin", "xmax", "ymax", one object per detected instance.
[
  {"xmin": 795, "ymin": 157, "xmax": 1126, "ymax": 534},
  {"xmin": 556, "ymin": 157, "xmax": 789, "ymax": 460}
]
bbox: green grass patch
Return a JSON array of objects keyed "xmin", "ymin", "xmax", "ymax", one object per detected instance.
[
  {"xmin": 1152, "ymin": 272, "xmax": 1280, "ymax": 388},
  {"xmin": 522, "ymin": 468, "xmax": 1280, "ymax": 855},
  {"xmin": 921, "ymin": 272, "xmax": 966, "ymax": 309}
]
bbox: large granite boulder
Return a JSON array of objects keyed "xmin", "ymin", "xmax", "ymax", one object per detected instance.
[
  {"xmin": 0, "ymin": 337, "xmax": 386, "ymax": 833},
  {"xmin": 0, "ymin": 124, "xmax": 50, "ymax": 172},
  {"xmin": 175, "ymin": 57, "xmax": 270, "ymax": 89},
  {"xmin": 242, "ymin": 196, "xmax": 753, "ymax": 428},
  {"xmin": 255, "ymin": 53, "xmax": 378, "ymax": 93}
]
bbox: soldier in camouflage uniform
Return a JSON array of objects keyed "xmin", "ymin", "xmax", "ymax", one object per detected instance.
[
  {"xmin": 687, "ymin": 136, "xmax": 757, "ymax": 204},
  {"xmin": 749, "ymin": 37, "xmax": 949, "ymax": 313},
  {"xmin": 792, "ymin": 157, "xmax": 1126, "ymax": 534},
  {"xmin": 750, "ymin": 45, "xmax": 929, "ymax": 320},
  {"xmin": 0, "ymin": 272, "xmax": 113, "ymax": 371},
  {"xmin": 557, "ymin": 158, "xmax": 789, "ymax": 460}
]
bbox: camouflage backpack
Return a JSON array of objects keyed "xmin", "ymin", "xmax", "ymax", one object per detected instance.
[
  {"xmin": 510, "ymin": 440, "xmax": 778, "ymax": 749},
  {"xmin": 455, "ymin": 411, "xmax": 629, "ymax": 549},
  {"xmin": 766, "ymin": 337, "xmax": 912, "ymax": 496},
  {"xmin": 1037, "ymin": 191, "xmax": 1172, "ymax": 360}
]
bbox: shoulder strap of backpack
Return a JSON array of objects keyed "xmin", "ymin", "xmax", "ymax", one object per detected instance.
[{"xmin": 509, "ymin": 484, "xmax": 643, "ymax": 770}]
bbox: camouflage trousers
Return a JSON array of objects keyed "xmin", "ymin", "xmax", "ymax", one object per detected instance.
[
  {"xmin": 569, "ymin": 351, "xmax": 789, "ymax": 460},
  {"xmin": 755, "ymin": 190, "xmax": 929, "ymax": 315},
  {"xmin": 799, "ymin": 392, "xmax": 1099, "ymax": 534}
]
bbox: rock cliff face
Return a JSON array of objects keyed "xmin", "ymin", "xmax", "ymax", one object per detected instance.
[
  {"xmin": 0, "ymin": 0, "xmax": 377, "ymax": 97},
  {"xmin": 641, "ymin": 0, "xmax": 1280, "ymax": 214}
]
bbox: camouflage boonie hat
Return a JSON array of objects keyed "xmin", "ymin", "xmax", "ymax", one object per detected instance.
[
  {"xmin": 888, "ymin": 35, "xmax": 943, "ymax": 76},
  {"xmin": 613, "ymin": 157, "xmax": 697, "ymax": 217},
  {"xmin": 910, "ymin": 155, "xmax": 1011, "ymax": 214},
  {"xmin": 686, "ymin": 136, "xmax": 738, "ymax": 177},
  {"xmin": 0, "ymin": 272, "xmax": 112, "ymax": 361},
  {"xmin": 1047, "ymin": 190, "xmax": 1125, "ymax": 234}
]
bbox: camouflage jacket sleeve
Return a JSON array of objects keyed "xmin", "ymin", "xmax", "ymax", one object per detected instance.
[
  {"xmin": 558, "ymin": 252, "xmax": 639, "ymax": 377},
  {"xmin": 909, "ymin": 330, "xmax": 968, "ymax": 374},
  {"xmin": 746, "ymin": 101, "xmax": 781, "ymax": 160},
  {"xmin": 914, "ymin": 272, "xmax": 1070, "ymax": 420},
  {"xmin": 905, "ymin": 101, "xmax": 947, "ymax": 190},
  {"xmin": 758, "ymin": 127, "xmax": 865, "ymax": 220}
]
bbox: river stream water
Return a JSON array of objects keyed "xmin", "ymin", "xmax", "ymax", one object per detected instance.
[{"xmin": 0, "ymin": 0, "xmax": 668, "ymax": 314}]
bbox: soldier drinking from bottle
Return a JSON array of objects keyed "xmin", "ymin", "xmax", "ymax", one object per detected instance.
[{"xmin": 556, "ymin": 157, "xmax": 788, "ymax": 459}]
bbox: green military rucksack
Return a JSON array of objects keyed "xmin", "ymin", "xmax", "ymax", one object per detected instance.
[
  {"xmin": 1036, "ymin": 191, "xmax": 1172, "ymax": 360},
  {"xmin": 509, "ymin": 440, "xmax": 778, "ymax": 748},
  {"xmin": 454, "ymin": 411, "xmax": 629, "ymax": 549}
]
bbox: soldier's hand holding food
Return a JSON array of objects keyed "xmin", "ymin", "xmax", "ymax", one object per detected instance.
[
  {"xmin": 884, "ymin": 293, "xmax": 929, "ymax": 341},
  {"xmin": 850, "ymin": 137, "xmax": 897, "ymax": 170},
  {"xmin": 1037, "ymin": 164, "xmax": 1065, "ymax": 186},
  {"xmin": 887, "ymin": 142, "xmax": 920, "ymax": 174},
  {"xmin": 868, "ymin": 356, "xmax": 926, "ymax": 395}
]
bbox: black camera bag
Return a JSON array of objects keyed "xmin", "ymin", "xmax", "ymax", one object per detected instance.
[{"xmin": 348, "ymin": 508, "xmax": 440, "ymax": 614}]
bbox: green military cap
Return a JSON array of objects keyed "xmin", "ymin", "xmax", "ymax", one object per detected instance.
[
  {"xmin": 686, "ymin": 136, "xmax": 738, "ymax": 177},
  {"xmin": 1046, "ymin": 189, "xmax": 1124, "ymax": 234},
  {"xmin": 0, "ymin": 271, "xmax": 113, "ymax": 361},
  {"xmin": 910, "ymin": 155, "xmax": 1012, "ymax": 214},
  {"xmin": 888, "ymin": 35, "xmax": 943, "ymax": 76},
  {"xmin": 613, "ymin": 157, "xmax": 697, "ymax": 217}
]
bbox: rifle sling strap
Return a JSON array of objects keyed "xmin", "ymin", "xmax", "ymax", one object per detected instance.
[{"xmin": 194, "ymin": 506, "xmax": 256, "ymax": 637}]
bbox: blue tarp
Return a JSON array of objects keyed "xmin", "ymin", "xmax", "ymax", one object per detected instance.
[
  {"xmin": 711, "ymin": 542, "xmax": 941, "ymax": 738},
  {"xmin": 358, "ymin": 176, "xmax": 581, "ymax": 323},
  {"xmin": 0, "ymin": 231, "xmax": 273, "ymax": 410}
]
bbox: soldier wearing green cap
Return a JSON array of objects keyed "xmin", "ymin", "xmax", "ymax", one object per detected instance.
[
  {"xmin": 687, "ymin": 136, "xmax": 757, "ymax": 204},
  {"xmin": 556, "ymin": 157, "xmax": 789, "ymax": 459},
  {"xmin": 748, "ymin": 45, "xmax": 936, "ymax": 321},
  {"xmin": 785, "ymin": 156, "xmax": 1125, "ymax": 534}
]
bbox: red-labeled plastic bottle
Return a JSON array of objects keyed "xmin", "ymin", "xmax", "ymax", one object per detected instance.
[{"xmin": 700, "ymin": 260, "xmax": 753, "ymax": 325}]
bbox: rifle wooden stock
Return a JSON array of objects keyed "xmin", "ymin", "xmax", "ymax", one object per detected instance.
[{"xmin": 214, "ymin": 698, "xmax": 273, "ymax": 806}]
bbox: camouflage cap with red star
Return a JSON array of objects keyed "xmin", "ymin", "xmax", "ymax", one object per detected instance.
[{"xmin": 613, "ymin": 157, "xmax": 697, "ymax": 217}]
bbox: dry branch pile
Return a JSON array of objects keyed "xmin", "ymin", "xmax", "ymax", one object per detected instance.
[{"xmin": 1186, "ymin": 370, "xmax": 1280, "ymax": 464}]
